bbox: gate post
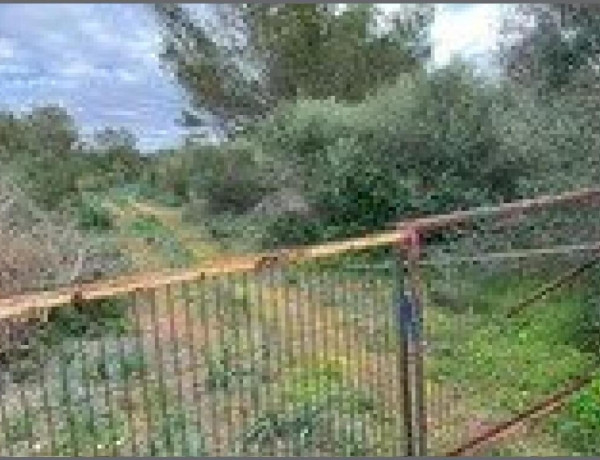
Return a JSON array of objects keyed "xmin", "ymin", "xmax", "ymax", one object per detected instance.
[{"xmin": 395, "ymin": 227, "xmax": 427, "ymax": 456}]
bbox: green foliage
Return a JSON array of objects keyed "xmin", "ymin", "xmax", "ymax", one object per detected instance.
[
  {"xmin": 87, "ymin": 347, "xmax": 147, "ymax": 383},
  {"xmin": 332, "ymin": 420, "xmax": 371, "ymax": 457},
  {"xmin": 0, "ymin": 106, "xmax": 147, "ymax": 215},
  {"xmin": 44, "ymin": 297, "xmax": 131, "ymax": 343},
  {"xmin": 556, "ymin": 377, "xmax": 600, "ymax": 454},
  {"xmin": 148, "ymin": 408, "xmax": 208, "ymax": 456},
  {"xmin": 186, "ymin": 141, "xmax": 268, "ymax": 214},
  {"xmin": 53, "ymin": 409, "xmax": 128, "ymax": 456},
  {"xmin": 123, "ymin": 215, "xmax": 195, "ymax": 267},
  {"xmin": 261, "ymin": 213, "xmax": 323, "ymax": 247},
  {"xmin": 240, "ymin": 64, "xmax": 522, "ymax": 246},
  {"xmin": 500, "ymin": 4, "xmax": 600, "ymax": 91},
  {"xmin": 5, "ymin": 410, "xmax": 35, "ymax": 444},
  {"xmin": 205, "ymin": 341, "xmax": 270, "ymax": 391},
  {"xmin": 0, "ymin": 106, "xmax": 81, "ymax": 210},
  {"xmin": 493, "ymin": 80, "xmax": 600, "ymax": 196},
  {"xmin": 205, "ymin": 341, "xmax": 250, "ymax": 391},
  {"xmin": 154, "ymin": 3, "xmax": 433, "ymax": 129},
  {"xmin": 126, "ymin": 215, "xmax": 165, "ymax": 239}
]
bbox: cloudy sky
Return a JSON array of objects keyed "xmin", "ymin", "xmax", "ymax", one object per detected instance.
[{"xmin": 0, "ymin": 3, "xmax": 503, "ymax": 151}]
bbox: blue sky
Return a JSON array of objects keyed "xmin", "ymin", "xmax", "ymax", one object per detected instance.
[{"xmin": 0, "ymin": 3, "xmax": 503, "ymax": 152}]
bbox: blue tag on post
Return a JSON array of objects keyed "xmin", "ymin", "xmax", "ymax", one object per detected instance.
[
  {"xmin": 397, "ymin": 292, "xmax": 415, "ymax": 339},
  {"xmin": 396, "ymin": 291, "xmax": 423, "ymax": 344}
]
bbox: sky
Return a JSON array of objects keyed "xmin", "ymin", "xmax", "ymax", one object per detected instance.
[{"xmin": 0, "ymin": 3, "xmax": 504, "ymax": 152}]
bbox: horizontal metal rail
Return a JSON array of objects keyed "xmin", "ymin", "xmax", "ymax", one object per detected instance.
[
  {"xmin": 337, "ymin": 241, "xmax": 600, "ymax": 271},
  {"xmin": 0, "ymin": 187, "xmax": 598, "ymax": 319},
  {"xmin": 445, "ymin": 371, "xmax": 597, "ymax": 456},
  {"xmin": 0, "ymin": 228, "xmax": 412, "ymax": 317},
  {"xmin": 506, "ymin": 251, "xmax": 600, "ymax": 318},
  {"xmin": 393, "ymin": 187, "xmax": 600, "ymax": 234}
]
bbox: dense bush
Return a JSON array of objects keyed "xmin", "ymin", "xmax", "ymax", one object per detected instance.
[{"xmin": 230, "ymin": 64, "xmax": 525, "ymax": 246}]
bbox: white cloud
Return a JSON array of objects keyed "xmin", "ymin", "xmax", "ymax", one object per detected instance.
[
  {"xmin": 61, "ymin": 61, "xmax": 98, "ymax": 78},
  {"xmin": 368, "ymin": 4, "xmax": 503, "ymax": 68},
  {"xmin": 0, "ymin": 38, "xmax": 14, "ymax": 60},
  {"xmin": 431, "ymin": 4, "xmax": 502, "ymax": 66}
]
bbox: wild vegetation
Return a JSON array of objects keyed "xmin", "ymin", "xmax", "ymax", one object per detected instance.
[{"xmin": 0, "ymin": 3, "xmax": 599, "ymax": 456}]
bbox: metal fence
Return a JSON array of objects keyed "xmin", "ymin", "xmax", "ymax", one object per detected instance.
[{"xmin": 0, "ymin": 188, "xmax": 599, "ymax": 456}]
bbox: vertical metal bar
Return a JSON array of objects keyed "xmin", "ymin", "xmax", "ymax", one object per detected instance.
[
  {"xmin": 150, "ymin": 287, "xmax": 168, "ymax": 454},
  {"xmin": 132, "ymin": 289, "xmax": 153, "ymax": 455},
  {"xmin": 394, "ymin": 241, "xmax": 414, "ymax": 457},
  {"xmin": 182, "ymin": 279, "xmax": 202, "ymax": 455},
  {"xmin": 120, "ymin": 292, "xmax": 136, "ymax": 456},
  {"xmin": 405, "ymin": 228, "xmax": 428, "ymax": 456},
  {"xmin": 35, "ymin": 318, "xmax": 56, "ymax": 455},
  {"xmin": 168, "ymin": 283, "xmax": 187, "ymax": 456},
  {"xmin": 395, "ymin": 228, "xmax": 428, "ymax": 457}
]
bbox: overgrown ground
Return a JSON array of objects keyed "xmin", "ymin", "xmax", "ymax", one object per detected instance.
[{"xmin": 100, "ymin": 188, "xmax": 227, "ymax": 270}]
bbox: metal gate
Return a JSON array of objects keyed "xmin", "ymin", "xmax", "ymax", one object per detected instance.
[{"xmin": 0, "ymin": 188, "xmax": 599, "ymax": 456}]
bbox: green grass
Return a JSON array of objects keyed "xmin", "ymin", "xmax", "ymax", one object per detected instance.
[
  {"xmin": 205, "ymin": 337, "xmax": 270, "ymax": 391},
  {"xmin": 423, "ymin": 267, "xmax": 600, "ymax": 454},
  {"xmin": 122, "ymin": 215, "xmax": 195, "ymax": 267},
  {"xmin": 554, "ymin": 375, "xmax": 600, "ymax": 455},
  {"xmin": 75, "ymin": 192, "xmax": 114, "ymax": 231},
  {"xmin": 428, "ymin": 276, "xmax": 594, "ymax": 406}
]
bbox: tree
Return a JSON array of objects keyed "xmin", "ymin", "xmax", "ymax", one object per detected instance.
[
  {"xmin": 90, "ymin": 127, "xmax": 143, "ymax": 187},
  {"xmin": 0, "ymin": 105, "xmax": 82, "ymax": 209},
  {"xmin": 498, "ymin": 4, "xmax": 600, "ymax": 91},
  {"xmin": 153, "ymin": 3, "xmax": 434, "ymax": 131}
]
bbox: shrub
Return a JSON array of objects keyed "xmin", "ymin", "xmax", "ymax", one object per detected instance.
[
  {"xmin": 245, "ymin": 64, "xmax": 524, "ymax": 246},
  {"xmin": 75, "ymin": 194, "xmax": 113, "ymax": 231}
]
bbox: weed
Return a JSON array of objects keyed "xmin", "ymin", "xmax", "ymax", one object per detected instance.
[
  {"xmin": 206, "ymin": 350, "xmax": 246, "ymax": 391},
  {"xmin": 331, "ymin": 419, "xmax": 371, "ymax": 456},
  {"xmin": 125, "ymin": 215, "xmax": 165, "ymax": 239},
  {"xmin": 148, "ymin": 409, "xmax": 207, "ymax": 456},
  {"xmin": 52, "ymin": 407, "xmax": 129, "ymax": 456},
  {"xmin": 427, "ymin": 273, "xmax": 596, "ymax": 413}
]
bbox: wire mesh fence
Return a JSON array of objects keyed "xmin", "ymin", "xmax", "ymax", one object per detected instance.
[
  {"xmin": 0, "ymin": 188, "xmax": 599, "ymax": 456},
  {"xmin": 0, "ymin": 248, "xmax": 410, "ymax": 456}
]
